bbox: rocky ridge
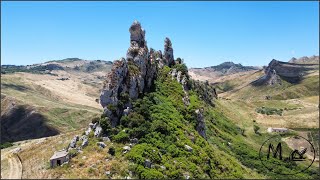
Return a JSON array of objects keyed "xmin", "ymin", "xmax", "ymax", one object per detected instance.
[
  {"xmin": 252, "ymin": 58, "xmax": 318, "ymax": 85},
  {"xmin": 100, "ymin": 21, "xmax": 182, "ymax": 127}
]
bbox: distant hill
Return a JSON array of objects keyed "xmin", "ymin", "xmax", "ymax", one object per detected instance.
[
  {"xmin": 288, "ymin": 55, "xmax": 319, "ymax": 64},
  {"xmin": 207, "ymin": 61, "xmax": 261, "ymax": 75},
  {"xmin": 189, "ymin": 61, "xmax": 262, "ymax": 84},
  {"xmin": 1, "ymin": 58, "xmax": 113, "ymax": 74}
]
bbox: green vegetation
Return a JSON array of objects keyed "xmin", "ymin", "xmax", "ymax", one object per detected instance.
[
  {"xmin": 256, "ymin": 106, "xmax": 283, "ymax": 116},
  {"xmin": 272, "ymin": 75, "xmax": 319, "ymax": 100},
  {"xmin": 128, "ymin": 61, "xmax": 140, "ymax": 75},
  {"xmin": 0, "ymin": 142, "xmax": 13, "ymax": 149},
  {"xmin": 100, "ymin": 65, "xmax": 258, "ymax": 179},
  {"xmin": 253, "ymin": 124, "xmax": 261, "ymax": 134},
  {"xmin": 216, "ymin": 81, "xmax": 235, "ymax": 92}
]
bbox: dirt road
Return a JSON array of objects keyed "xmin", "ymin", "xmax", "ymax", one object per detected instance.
[{"xmin": 1, "ymin": 148, "xmax": 22, "ymax": 179}]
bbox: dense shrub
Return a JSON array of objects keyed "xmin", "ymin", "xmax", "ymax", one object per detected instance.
[
  {"xmin": 100, "ymin": 117, "xmax": 112, "ymax": 135},
  {"xmin": 113, "ymin": 131, "xmax": 129, "ymax": 143},
  {"xmin": 256, "ymin": 107, "xmax": 283, "ymax": 116}
]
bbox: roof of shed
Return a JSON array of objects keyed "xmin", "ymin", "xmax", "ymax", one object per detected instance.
[{"xmin": 50, "ymin": 150, "xmax": 68, "ymax": 160}]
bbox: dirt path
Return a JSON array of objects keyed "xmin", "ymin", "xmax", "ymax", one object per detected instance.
[
  {"xmin": 7, "ymin": 154, "xmax": 22, "ymax": 179},
  {"xmin": 1, "ymin": 138, "xmax": 47, "ymax": 179},
  {"xmin": 1, "ymin": 149, "xmax": 22, "ymax": 179}
]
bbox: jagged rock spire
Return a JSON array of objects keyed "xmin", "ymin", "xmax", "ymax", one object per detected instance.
[{"xmin": 164, "ymin": 37, "xmax": 175, "ymax": 67}]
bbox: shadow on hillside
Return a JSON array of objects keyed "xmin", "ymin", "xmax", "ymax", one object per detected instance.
[
  {"xmin": 1, "ymin": 105, "xmax": 59, "ymax": 144},
  {"xmin": 1, "ymin": 83, "xmax": 30, "ymax": 91}
]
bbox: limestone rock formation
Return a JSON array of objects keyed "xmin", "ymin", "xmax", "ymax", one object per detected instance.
[
  {"xmin": 100, "ymin": 21, "xmax": 176, "ymax": 127},
  {"xmin": 164, "ymin": 37, "xmax": 175, "ymax": 67}
]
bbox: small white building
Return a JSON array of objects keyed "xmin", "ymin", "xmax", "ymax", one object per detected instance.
[
  {"xmin": 267, "ymin": 127, "xmax": 289, "ymax": 133},
  {"xmin": 50, "ymin": 150, "xmax": 69, "ymax": 168}
]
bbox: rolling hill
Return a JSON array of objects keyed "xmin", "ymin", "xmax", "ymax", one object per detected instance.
[{"xmin": 1, "ymin": 58, "xmax": 113, "ymax": 143}]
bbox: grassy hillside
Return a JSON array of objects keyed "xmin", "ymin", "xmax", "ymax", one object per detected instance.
[{"xmin": 1, "ymin": 59, "xmax": 112, "ymax": 143}]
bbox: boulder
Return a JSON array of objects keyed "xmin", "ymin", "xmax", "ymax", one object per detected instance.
[
  {"xmin": 123, "ymin": 107, "xmax": 131, "ymax": 116},
  {"xmin": 80, "ymin": 135, "xmax": 87, "ymax": 141},
  {"xmin": 130, "ymin": 138, "xmax": 138, "ymax": 144},
  {"xmin": 85, "ymin": 127, "xmax": 92, "ymax": 136},
  {"xmin": 92, "ymin": 122, "xmax": 98, "ymax": 130},
  {"xmin": 81, "ymin": 139, "xmax": 88, "ymax": 148},
  {"xmin": 89, "ymin": 123, "xmax": 94, "ymax": 129},
  {"xmin": 69, "ymin": 137, "xmax": 77, "ymax": 148},
  {"xmin": 184, "ymin": 145, "xmax": 193, "ymax": 152},
  {"xmin": 144, "ymin": 159, "xmax": 152, "ymax": 168},
  {"xmin": 94, "ymin": 125, "xmax": 102, "ymax": 137},
  {"xmin": 97, "ymin": 142, "xmax": 106, "ymax": 149},
  {"xmin": 123, "ymin": 146, "xmax": 131, "ymax": 151},
  {"xmin": 102, "ymin": 136, "xmax": 111, "ymax": 142}
]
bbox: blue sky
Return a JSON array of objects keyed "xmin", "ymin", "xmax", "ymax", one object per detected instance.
[{"xmin": 1, "ymin": 1, "xmax": 319, "ymax": 68}]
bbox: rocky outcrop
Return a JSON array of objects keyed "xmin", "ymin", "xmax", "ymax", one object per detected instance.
[
  {"xmin": 252, "ymin": 59, "xmax": 318, "ymax": 85},
  {"xmin": 195, "ymin": 108, "xmax": 206, "ymax": 139},
  {"xmin": 100, "ymin": 21, "xmax": 177, "ymax": 127},
  {"xmin": 288, "ymin": 55, "xmax": 319, "ymax": 64},
  {"xmin": 190, "ymin": 80, "xmax": 217, "ymax": 106},
  {"xmin": 164, "ymin": 38, "xmax": 175, "ymax": 67},
  {"xmin": 170, "ymin": 68, "xmax": 190, "ymax": 106}
]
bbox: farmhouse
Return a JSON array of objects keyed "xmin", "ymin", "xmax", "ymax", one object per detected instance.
[
  {"xmin": 267, "ymin": 127, "xmax": 289, "ymax": 133},
  {"xmin": 50, "ymin": 150, "xmax": 69, "ymax": 168}
]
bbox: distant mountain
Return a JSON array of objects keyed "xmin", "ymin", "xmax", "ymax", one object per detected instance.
[
  {"xmin": 189, "ymin": 61, "xmax": 262, "ymax": 83},
  {"xmin": 288, "ymin": 55, "xmax": 319, "ymax": 64},
  {"xmin": 207, "ymin": 61, "xmax": 261, "ymax": 75}
]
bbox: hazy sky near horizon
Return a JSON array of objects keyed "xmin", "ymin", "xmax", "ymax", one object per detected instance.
[{"xmin": 1, "ymin": 1, "xmax": 319, "ymax": 68}]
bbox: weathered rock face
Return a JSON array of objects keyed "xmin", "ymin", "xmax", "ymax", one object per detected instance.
[
  {"xmin": 195, "ymin": 108, "xmax": 206, "ymax": 139},
  {"xmin": 252, "ymin": 59, "xmax": 317, "ymax": 86},
  {"xmin": 164, "ymin": 37, "xmax": 175, "ymax": 67},
  {"xmin": 170, "ymin": 69, "xmax": 190, "ymax": 106},
  {"xmin": 100, "ymin": 21, "xmax": 175, "ymax": 127}
]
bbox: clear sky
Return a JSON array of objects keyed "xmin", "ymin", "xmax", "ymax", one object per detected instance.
[{"xmin": 1, "ymin": 1, "xmax": 319, "ymax": 68}]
